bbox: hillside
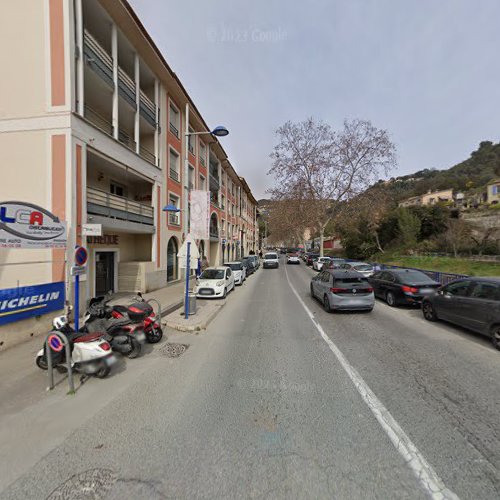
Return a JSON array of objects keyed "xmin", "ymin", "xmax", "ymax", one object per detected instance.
[{"xmin": 374, "ymin": 140, "xmax": 500, "ymax": 201}]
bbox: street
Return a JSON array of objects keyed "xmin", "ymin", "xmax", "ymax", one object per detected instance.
[{"xmin": 1, "ymin": 258, "xmax": 500, "ymax": 500}]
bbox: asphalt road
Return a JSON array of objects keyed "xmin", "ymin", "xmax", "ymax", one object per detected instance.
[{"xmin": 1, "ymin": 258, "xmax": 499, "ymax": 499}]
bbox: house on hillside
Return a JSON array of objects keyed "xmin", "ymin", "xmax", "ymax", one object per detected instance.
[
  {"xmin": 486, "ymin": 179, "xmax": 500, "ymax": 204},
  {"xmin": 398, "ymin": 195, "xmax": 422, "ymax": 208},
  {"xmin": 420, "ymin": 189, "xmax": 454, "ymax": 206}
]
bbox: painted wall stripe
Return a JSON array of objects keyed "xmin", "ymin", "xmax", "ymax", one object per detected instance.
[
  {"xmin": 49, "ymin": 0, "xmax": 65, "ymax": 106},
  {"xmin": 284, "ymin": 265, "xmax": 460, "ymax": 500},
  {"xmin": 51, "ymin": 135, "xmax": 66, "ymax": 282}
]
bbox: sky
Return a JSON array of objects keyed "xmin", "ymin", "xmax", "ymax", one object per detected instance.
[{"xmin": 129, "ymin": 0, "xmax": 500, "ymax": 200}]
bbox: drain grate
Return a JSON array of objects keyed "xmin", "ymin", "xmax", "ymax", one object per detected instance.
[
  {"xmin": 161, "ymin": 343, "xmax": 189, "ymax": 358},
  {"xmin": 46, "ymin": 468, "xmax": 117, "ymax": 500}
]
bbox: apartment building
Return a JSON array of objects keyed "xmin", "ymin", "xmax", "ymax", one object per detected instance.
[{"xmin": 0, "ymin": 0, "xmax": 258, "ymax": 348}]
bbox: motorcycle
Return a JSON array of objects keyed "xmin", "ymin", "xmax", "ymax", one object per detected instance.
[
  {"xmin": 109, "ymin": 292, "xmax": 163, "ymax": 344},
  {"xmin": 84, "ymin": 296, "xmax": 146, "ymax": 358},
  {"xmin": 35, "ymin": 315, "xmax": 116, "ymax": 379}
]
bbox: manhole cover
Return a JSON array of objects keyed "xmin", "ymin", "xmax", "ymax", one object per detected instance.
[
  {"xmin": 46, "ymin": 469, "xmax": 117, "ymax": 500},
  {"xmin": 161, "ymin": 343, "xmax": 189, "ymax": 358}
]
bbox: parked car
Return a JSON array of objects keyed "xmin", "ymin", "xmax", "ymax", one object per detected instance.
[
  {"xmin": 242, "ymin": 256, "xmax": 256, "ymax": 275},
  {"xmin": 223, "ymin": 261, "xmax": 246, "ymax": 285},
  {"xmin": 263, "ymin": 252, "xmax": 280, "ymax": 269},
  {"xmin": 286, "ymin": 252, "xmax": 300, "ymax": 265},
  {"xmin": 195, "ymin": 266, "xmax": 235, "ymax": 298},
  {"xmin": 311, "ymin": 270, "xmax": 374, "ymax": 312},
  {"xmin": 339, "ymin": 262, "xmax": 375, "ymax": 277},
  {"xmin": 422, "ymin": 277, "xmax": 500, "ymax": 350},
  {"xmin": 248, "ymin": 255, "xmax": 260, "ymax": 270},
  {"xmin": 368, "ymin": 269, "xmax": 441, "ymax": 306},
  {"xmin": 306, "ymin": 253, "xmax": 320, "ymax": 266},
  {"xmin": 313, "ymin": 257, "xmax": 332, "ymax": 271}
]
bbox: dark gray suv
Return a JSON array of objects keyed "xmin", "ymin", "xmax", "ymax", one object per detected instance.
[{"xmin": 422, "ymin": 277, "xmax": 500, "ymax": 350}]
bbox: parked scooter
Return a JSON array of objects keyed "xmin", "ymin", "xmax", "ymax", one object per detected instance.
[
  {"xmin": 109, "ymin": 293, "xmax": 163, "ymax": 344},
  {"xmin": 84, "ymin": 296, "xmax": 146, "ymax": 358},
  {"xmin": 35, "ymin": 315, "xmax": 116, "ymax": 378}
]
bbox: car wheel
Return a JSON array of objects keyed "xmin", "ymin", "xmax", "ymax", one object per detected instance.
[
  {"xmin": 323, "ymin": 295, "xmax": 332, "ymax": 313},
  {"xmin": 386, "ymin": 291, "xmax": 397, "ymax": 307},
  {"xmin": 310, "ymin": 284, "xmax": 315, "ymax": 298},
  {"xmin": 422, "ymin": 302, "xmax": 437, "ymax": 321},
  {"xmin": 223, "ymin": 287, "xmax": 227, "ymax": 299},
  {"xmin": 491, "ymin": 325, "xmax": 500, "ymax": 351}
]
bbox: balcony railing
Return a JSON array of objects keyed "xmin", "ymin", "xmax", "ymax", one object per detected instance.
[
  {"xmin": 83, "ymin": 30, "xmax": 113, "ymax": 88},
  {"xmin": 210, "ymin": 226, "xmax": 219, "ymax": 239},
  {"xmin": 84, "ymin": 105, "xmax": 112, "ymax": 136},
  {"xmin": 169, "ymin": 168, "xmax": 180, "ymax": 182},
  {"xmin": 118, "ymin": 66, "xmax": 136, "ymax": 109},
  {"xmin": 168, "ymin": 213, "xmax": 180, "ymax": 225},
  {"xmin": 139, "ymin": 145, "xmax": 156, "ymax": 165},
  {"xmin": 200, "ymin": 154, "xmax": 206, "ymax": 167},
  {"xmin": 169, "ymin": 122, "xmax": 179, "ymax": 137},
  {"xmin": 188, "ymin": 142, "xmax": 194, "ymax": 155},
  {"xmin": 209, "ymin": 174, "xmax": 220, "ymax": 191},
  {"xmin": 118, "ymin": 129, "xmax": 136, "ymax": 152},
  {"xmin": 140, "ymin": 90, "xmax": 157, "ymax": 127},
  {"xmin": 87, "ymin": 186, "xmax": 154, "ymax": 226}
]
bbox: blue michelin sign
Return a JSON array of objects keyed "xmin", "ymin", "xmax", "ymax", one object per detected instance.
[{"xmin": 0, "ymin": 282, "xmax": 65, "ymax": 326}]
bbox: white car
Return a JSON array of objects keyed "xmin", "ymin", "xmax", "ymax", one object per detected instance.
[
  {"xmin": 263, "ymin": 252, "xmax": 279, "ymax": 269},
  {"xmin": 339, "ymin": 262, "xmax": 375, "ymax": 277},
  {"xmin": 313, "ymin": 257, "xmax": 332, "ymax": 271},
  {"xmin": 195, "ymin": 266, "xmax": 235, "ymax": 298},
  {"xmin": 286, "ymin": 253, "xmax": 300, "ymax": 264},
  {"xmin": 224, "ymin": 261, "xmax": 246, "ymax": 285}
]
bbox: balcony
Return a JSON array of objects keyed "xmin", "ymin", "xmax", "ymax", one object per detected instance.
[
  {"xmin": 83, "ymin": 30, "xmax": 113, "ymax": 88},
  {"xmin": 140, "ymin": 90, "xmax": 157, "ymax": 127},
  {"xmin": 84, "ymin": 104, "xmax": 112, "ymax": 136},
  {"xmin": 118, "ymin": 128, "xmax": 136, "ymax": 152},
  {"xmin": 139, "ymin": 145, "xmax": 155, "ymax": 164},
  {"xmin": 209, "ymin": 174, "xmax": 220, "ymax": 191},
  {"xmin": 118, "ymin": 66, "xmax": 136, "ymax": 109},
  {"xmin": 209, "ymin": 226, "xmax": 219, "ymax": 240},
  {"xmin": 87, "ymin": 186, "xmax": 153, "ymax": 226},
  {"xmin": 169, "ymin": 122, "xmax": 179, "ymax": 138}
]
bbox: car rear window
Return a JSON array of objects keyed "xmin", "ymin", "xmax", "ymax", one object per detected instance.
[
  {"xmin": 395, "ymin": 270, "xmax": 435, "ymax": 283},
  {"xmin": 265, "ymin": 254, "xmax": 278, "ymax": 259},
  {"xmin": 336, "ymin": 277, "xmax": 368, "ymax": 284},
  {"xmin": 226, "ymin": 263, "xmax": 242, "ymax": 271},
  {"xmin": 354, "ymin": 264, "xmax": 372, "ymax": 271}
]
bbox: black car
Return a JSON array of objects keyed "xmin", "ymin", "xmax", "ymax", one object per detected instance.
[
  {"xmin": 368, "ymin": 269, "xmax": 440, "ymax": 306},
  {"xmin": 242, "ymin": 257, "xmax": 256, "ymax": 275},
  {"xmin": 422, "ymin": 278, "xmax": 500, "ymax": 350}
]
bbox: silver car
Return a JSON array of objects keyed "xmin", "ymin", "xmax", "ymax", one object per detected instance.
[{"xmin": 310, "ymin": 270, "xmax": 375, "ymax": 312}]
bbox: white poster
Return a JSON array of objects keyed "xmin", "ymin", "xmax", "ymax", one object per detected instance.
[
  {"xmin": 0, "ymin": 201, "xmax": 67, "ymax": 249},
  {"xmin": 190, "ymin": 190, "xmax": 210, "ymax": 240}
]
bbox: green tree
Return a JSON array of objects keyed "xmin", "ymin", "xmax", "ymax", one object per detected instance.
[{"xmin": 397, "ymin": 208, "xmax": 421, "ymax": 250}]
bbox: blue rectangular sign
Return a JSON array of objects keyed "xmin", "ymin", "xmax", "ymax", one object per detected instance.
[{"xmin": 0, "ymin": 282, "xmax": 65, "ymax": 326}]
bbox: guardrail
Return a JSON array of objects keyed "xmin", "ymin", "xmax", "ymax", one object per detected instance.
[{"xmin": 375, "ymin": 263, "xmax": 469, "ymax": 286}]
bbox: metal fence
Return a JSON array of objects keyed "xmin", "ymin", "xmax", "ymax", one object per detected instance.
[{"xmin": 371, "ymin": 262, "xmax": 469, "ymax": 285}]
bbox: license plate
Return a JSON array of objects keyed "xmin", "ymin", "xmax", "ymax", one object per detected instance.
[
  {"xmin": 136, "ymin": 332, "xmax": 146, "ymax": 342},
  {"xmin": 105, "ymin": 355, "xmax": 117, "ymax": 366},
  {"xmin": 419, "ymin": 288, "xmax": 433, "ymax": 294},
  {"xmin": 200, "ymin": 290, "xmax": 212, "ymax": 295}
]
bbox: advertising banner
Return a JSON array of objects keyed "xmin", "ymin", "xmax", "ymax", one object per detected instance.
[
  {"xmin": 0, "ymin": 282, "xmax": 65, "ymax": 326},
  {"xmin": 0, "ymin": 201, "xmax": 67, "ymax": 248},
  {"xmin": 189, "ymin": 190, "xmax": 210, "ymax": 240}
]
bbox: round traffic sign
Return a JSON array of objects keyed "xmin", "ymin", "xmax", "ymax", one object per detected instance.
[
  {"xmin": 74, "ymin": 246, "xmax": 88, "ymax": 266},
  {"xmin": 48, "ymin": 334, "xmax": 64, "ymax": 352}
]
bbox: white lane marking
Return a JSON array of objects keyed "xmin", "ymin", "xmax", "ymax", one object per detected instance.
[{"xmin": 284, "ymin": 265, "xmax": 460, "ymax": 500}]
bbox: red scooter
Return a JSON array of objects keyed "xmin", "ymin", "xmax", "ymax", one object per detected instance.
[{"xmin": 108, "ymin": 293, "xmax": 163, "ymax": 344}]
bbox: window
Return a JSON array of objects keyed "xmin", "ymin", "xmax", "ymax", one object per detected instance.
[
  {"xmin": 321, "ymin": 271, "xmax": 331, "ymax": 283},
  {"xmin": 221, "ymin": 172, "xmax": 226, "ymax": 186},
  {"xmin": 169, "ymin": 104, "xmax": 180, "ymax": 137},
  {"xmin": 444, "ymin": 280, "xmax": 471, "ymax": 297},
  {"xmin": 110, "ymin": 181, "xmax": 126, "ymax": 197},
  {"xmin": 188, "ymin": 127, "xmax": 195, "ymax": 155},
  {"xmin": 199, "ymin": 142, "xmax": 206, "ymax": 166},
  {"xmin": 168, "ymin": 194, "xmax": 180, "ymax": 225},
  {"xmin": 188, "ymin": 165, "xmax": 195, "ymax": 189},
  {"xmin": 169, "ymin": 149, "xmax": 180, "ymax": 182},
  {"xmin": 469, "ymin": 282, "xmax": 499, "ymax": 300},
  {"xmin": 199, "ymin": 175, "xmax": 206, "ymax": 190},
  {"xmin": 221, "ymin": 194, "xmax": 225, "ymax": 210}
]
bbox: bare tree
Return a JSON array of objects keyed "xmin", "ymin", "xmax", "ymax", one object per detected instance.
[
  {"xmin": 268, "ymin": 118, "xmax": 396, "ymax": 256},
  {"xmin": 443, "ymin": 219, "xmax": 473, "ymax": 257}
]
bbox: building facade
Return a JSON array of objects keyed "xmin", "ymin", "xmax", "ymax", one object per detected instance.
[{"xmin": 0, "ymin": 0, "xmax": 258, "ymax": 349}]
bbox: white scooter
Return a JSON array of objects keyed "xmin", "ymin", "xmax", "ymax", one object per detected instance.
[{"xmin": 35, "ymin": 315, "xmax": 116, "ymax": 379}]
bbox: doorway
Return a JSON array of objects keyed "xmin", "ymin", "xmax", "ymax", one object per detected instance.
[
  {"xmin": 95, "ymin": 251, "xmax": 115, "ymax": 296},
  {"xmin": 167, "ymin": 237, "xmax": 178, "ymax": 282}
]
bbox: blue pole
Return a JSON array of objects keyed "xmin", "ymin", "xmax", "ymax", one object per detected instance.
[
  {"xmin": 185, "ymin": 242, "xmax": 191, "ymax": 319},
  {"xmin": 75, "ymin": 274, "xmax": 80, "ymax": 331}
]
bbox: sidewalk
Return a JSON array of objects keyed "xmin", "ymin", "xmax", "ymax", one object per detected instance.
[
  {"xmin": 164, "ymin": 298, "xmax": 225, "ymax": 332},
  {"xmin": 108, "ymin": 276, "xmax": 195, "ymax": 317}
]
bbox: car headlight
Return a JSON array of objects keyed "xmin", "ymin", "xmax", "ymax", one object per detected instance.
[{"xmin": 216, "ymin": 280, "xmax": 225, "ymax": 286}]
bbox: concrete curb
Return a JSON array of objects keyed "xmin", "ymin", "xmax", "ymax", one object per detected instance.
[{"xmin": 164, "ymin": 301, "xmax": 226, "ymax": 332}]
